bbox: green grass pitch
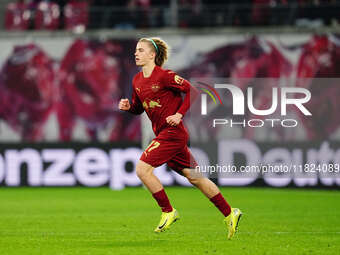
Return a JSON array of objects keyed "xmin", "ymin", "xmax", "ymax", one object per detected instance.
[{"xmin": 0, "ymin": 186, "xmax": 339, "ymax": 255}]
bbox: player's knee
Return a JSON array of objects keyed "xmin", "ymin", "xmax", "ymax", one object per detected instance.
[
  {"xmin": 187, "ymin": 176, "xmax": 200, "ymax": 186},
  {"xmin": 136, "ymin": 161, "xmax": 153, "ymax": 179},
  {"xmin": 182, "ymin": 168, "xmax": 203, "ymax": 186},
  {"xmin": 136, "ymin": 166, "xmax": 147, "ymax": 179}
]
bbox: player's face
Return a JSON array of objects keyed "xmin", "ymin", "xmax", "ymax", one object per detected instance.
[{"xmin": 135, "ymin": 42, "xmax": 155, "ymax": 67}]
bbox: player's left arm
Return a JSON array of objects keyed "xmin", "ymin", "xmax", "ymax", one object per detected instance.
[{"xmin": 164, "ymin": 71, "xmax": 199, "ymax": 126}]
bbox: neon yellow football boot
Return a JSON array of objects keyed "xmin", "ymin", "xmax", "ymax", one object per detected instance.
[
  {"xmin": 224, "ymin": 208, "xmax": 242, "ymax": 239},
  {"xmin": 154, "ymin": 208, "xmax": 180, "ymax": 233}
]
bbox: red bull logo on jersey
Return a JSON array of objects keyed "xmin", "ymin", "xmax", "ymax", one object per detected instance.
[{"xmin": 143, "ymin": 99, "xmax": 162, "ymax": 110}]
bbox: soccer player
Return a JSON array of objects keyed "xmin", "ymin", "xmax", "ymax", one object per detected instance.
[{"xmin": 118, "ymin": 37, "xmax": 242, "ymax": 239}]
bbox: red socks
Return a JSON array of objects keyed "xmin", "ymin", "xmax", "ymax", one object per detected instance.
[
  {"xmin": 152, "ymin": 189, "xmax": 173, "ymax": 212},
  {"xmin": 210, "ymin": 193, "xmax": 231, "ymax": 217},
  {"xmin": 152, "ymin": 190, "xmax": 230, "ymax": 216}
]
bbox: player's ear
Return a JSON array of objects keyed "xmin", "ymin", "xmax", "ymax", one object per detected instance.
[{"xmin": 149, "ymin": 51, "xmax": 156, "ymax": 60}]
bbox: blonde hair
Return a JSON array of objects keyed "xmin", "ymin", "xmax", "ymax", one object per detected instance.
[{"xmin": 138, "ymin": 37, "xmax": 169, "ymax": 67}]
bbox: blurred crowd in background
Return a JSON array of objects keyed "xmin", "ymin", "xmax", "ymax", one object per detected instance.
[
  {"xmin": 1, "ymin": 34, "xmax": 340, "ymax": 142},
  {"xmin": 3, "ymin": 0, "xmax": 340, "ymax": 31},
  {"xmin": 2, "ymin": 0, "xmax": 340, "ymax": 143}
]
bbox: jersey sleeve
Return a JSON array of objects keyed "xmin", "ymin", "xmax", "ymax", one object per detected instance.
[
  {"xmin": 164, "ymin": 70, "xmax": 199, "ymax": 116},
  {"xmin": 128, "ymin": 80, "xmax": 144, "ymax": 115}
]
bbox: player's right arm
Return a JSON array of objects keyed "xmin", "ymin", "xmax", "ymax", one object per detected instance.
[
  {"xmin": 118, "ymin": 87, "xmax": 144, "ymax": 114},
  {"xmin": 118, "ymin": 98, "xmax": 131, "ymax": 111}
]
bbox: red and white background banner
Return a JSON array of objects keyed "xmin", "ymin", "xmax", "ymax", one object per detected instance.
[{"xmin": 0, "ymin": 34, "xmax": 339, "ymax": 188}]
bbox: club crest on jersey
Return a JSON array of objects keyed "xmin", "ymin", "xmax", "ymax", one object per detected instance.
[
  {"xmin": 174, "ymin": 75, "xmax": 184, "ymax": 85},
  {"xmin": 151, "ymin": 83, "xmax": 160, "ymax": 92}
]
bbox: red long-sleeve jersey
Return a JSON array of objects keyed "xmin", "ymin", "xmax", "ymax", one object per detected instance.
[{"xmin": 128, "ymin": 65, "xmax": 198, "ymax": 136}]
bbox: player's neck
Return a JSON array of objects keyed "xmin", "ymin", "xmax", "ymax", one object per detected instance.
[{"xmin": 142, "ymin": 62, "xmax": 156, "ymax": 78}]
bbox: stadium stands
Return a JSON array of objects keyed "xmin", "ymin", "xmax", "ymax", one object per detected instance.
[
  {"xmin": 5, "ymin": 1, "xmax": 31, "ymax": 30},
  {"xmin": 34, "ymin": 1, "xmax": 60, "ymax": 30},
  {"xmin": 64, "ymin": 0, "xmax": 89, "ymax": 32},
  {"xmin": 3, "ymin": 0, "xmax": 340, "ymax": 31}
]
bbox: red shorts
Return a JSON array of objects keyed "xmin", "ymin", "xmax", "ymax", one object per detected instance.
[{"xmin": 140, "ymin": 127, "xmax": 197, "ymax": 173}]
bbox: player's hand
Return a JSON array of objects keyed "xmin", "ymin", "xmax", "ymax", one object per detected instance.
[
  {"xmin": 118, "ymin": 98, "xmax": 131, "ymax": 111},
  {"xmin": 166, "ymin": 113, "xmax": 183, "ymax": 126}
]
